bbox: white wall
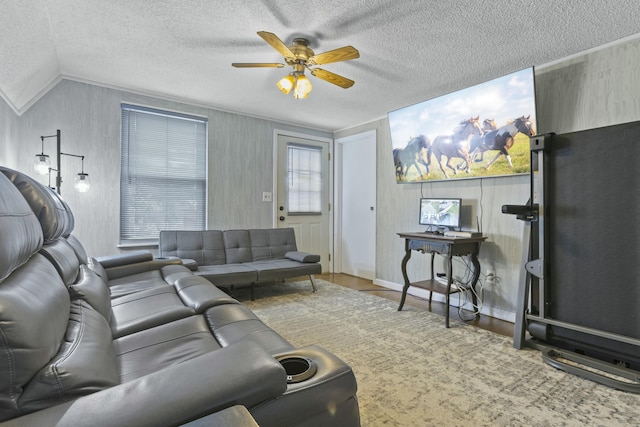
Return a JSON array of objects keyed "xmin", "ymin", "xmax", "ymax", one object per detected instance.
[{"xmin": 335, "ymin": 37, "xmax": 640, "ymax": 322}]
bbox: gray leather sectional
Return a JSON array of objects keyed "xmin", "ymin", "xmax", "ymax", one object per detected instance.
[
  {"xmin": 0, "ymin": 166, "xmax": 360, "ymax": 427},
  {"xmin": 158, "ymin": 228, "xmax": 321, "ymax": 299}
]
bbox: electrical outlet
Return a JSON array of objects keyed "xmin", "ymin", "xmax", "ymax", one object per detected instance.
[{"xmin": 262, "ymin": 192, "xmax": 272, "ymax": 202}]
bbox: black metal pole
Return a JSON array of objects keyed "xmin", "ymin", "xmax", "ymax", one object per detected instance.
[{"xmin": 56, "ymin": 129, "xmax": 62, "ymax": 195}]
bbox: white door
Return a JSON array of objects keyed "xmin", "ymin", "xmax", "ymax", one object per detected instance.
[
  {"xmin": 336, "ymin": 130, "xmax": 376, "ymax": 280},
  {"xmin": 276, "ymin": 133, "xmax": 331, "ymax": 272}
]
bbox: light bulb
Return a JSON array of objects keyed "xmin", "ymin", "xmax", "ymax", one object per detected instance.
[
  {"xmin": 34, "ymin": 154, "xmax": 51, "ymax": 175},
  {"xmin": 74, "ymin": 173, "xmax": 90, "ymax": 193},
  {"xmin": 277, "ymin": 74, "xmax": 295, "ymax": 94},
  {"xmin": 293, "ymin": 75, "xmax": 312, "ymax": 99}
]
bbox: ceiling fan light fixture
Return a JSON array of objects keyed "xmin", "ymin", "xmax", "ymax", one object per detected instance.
[
  {"xmin": 293, "ymin": 74, "xmax": 312, "ymax": 99},
  {"xmin": 234, "ymin": 31, "xmax": 358, "ymax": 98},
  {"xmin": 277, "ymin": 74, "xmax": 295, "ymax": 94}
]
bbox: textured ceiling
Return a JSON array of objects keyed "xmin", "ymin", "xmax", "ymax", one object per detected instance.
[{"xmin": 1, "ymin": 0, "xmax": 639, "ymax": 131}]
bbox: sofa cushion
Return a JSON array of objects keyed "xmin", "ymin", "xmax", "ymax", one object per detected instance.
[
  {"xmin": 65, "ymin": 234, "xmax": 89, "ymax": 264},
  {"xmin": 246, "ymin": 259, "xmax": 322, "ymax": 283},
  {"xmin": 205, "ymin": 304, "xmax": 294, "ymax": 355},
  {"xmin": 88, "ymin": 256, "xmax": 108, "ymax": 281},
  {"xmin": 69, "ymin": 265, "xmax": 112, "ymax": 321},
  {"xmin": 39, "ymin": 239, "xmax": 81, "ymax": 285},
  {"xmin": 0, "ymin": 166, "xmax": 74, "ymax": 242},
  {"xmin": 249, "ymin": 228, "xmax": 298, "ymax": 260},
  {"xmin": 107, "ymin": 269, "xmax": 167, "ymax": 298},
  {"xmin": 19, "ymin": 300, "xmax": 119, "ymax": 414},
  {"xmin": 159, "ymin": 230, "xmax": 227, "ymax": 265},
  {"xmin": 0, "ymin": 255, "xmax": 73, "ymax": 421},
  {"xmin": 195, "ymin": 264, "xmax": 257, "ymax": 286},
  {"xmin": 0, "ymin": 172, "xmax": 44, "ymax": 281},
  {"xmin": 109, "ymin": 286, "xmax": 195, "ymax": 338},
  {"xmin": 223, "ymin": 230, "xmax": 253, "ymax": 263},
  {"xmin": 114, "ymin": 316, "xmax": 222, "ymax": 382}
]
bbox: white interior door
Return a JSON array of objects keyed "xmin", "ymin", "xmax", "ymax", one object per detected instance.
[
  {"xmin": 276, "ymin": 133, "xmax": 330, "ymax": 272},
  {"xmin": 336, "ymin": 130, "xmax": 376, "ymax": 280}
]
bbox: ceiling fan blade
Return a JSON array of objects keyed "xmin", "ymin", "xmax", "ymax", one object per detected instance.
[
  {"xmin": 310, "ymin": 68, "xmax": 355, "ymax": 89},
  {"xmin": 232, "ymin": 63, "xmax": 285, "ymax": 68},
  {"xmin": 257, "ymin": 31, "xmax": 296, "ymax": 60},
  {"xmin": 307, "ymin": 46, "xmax": 359, "ymax": 66}
]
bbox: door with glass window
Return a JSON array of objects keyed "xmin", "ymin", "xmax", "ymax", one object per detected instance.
[{"xmin": 276, "ymin": 134, "xmax": 330, "ymax": 272}]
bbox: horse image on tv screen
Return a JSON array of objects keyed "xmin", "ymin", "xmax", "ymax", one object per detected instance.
[{"xmin": 388, "ymin": 67, "xmax": 537, "ymax": 183}]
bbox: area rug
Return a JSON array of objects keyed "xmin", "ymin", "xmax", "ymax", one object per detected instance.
[{"xmin": 241, "ymin": 279, "xmax": 640, "ymax": 426}]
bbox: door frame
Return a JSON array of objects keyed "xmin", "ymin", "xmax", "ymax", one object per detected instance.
[
  {"xmin": 334, "ymin": 129, "xmax": 376, "ymax": 275},
  {"xmin": 273, "ymin": 129, "xmax": 334, "ymax": 272}
]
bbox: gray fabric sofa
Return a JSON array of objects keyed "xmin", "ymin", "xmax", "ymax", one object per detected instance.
[
  {"xmin": 0, "ymin": 166, "xmax": 360, "ymax": 427},
  {"xmin": 158, "ymin": 229, "xmax": 321, "ymax": 299}
]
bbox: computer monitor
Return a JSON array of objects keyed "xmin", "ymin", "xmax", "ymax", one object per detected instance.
[{"xmin": 419, "ymin": 198, "xmax": 461, "ymax": 231}]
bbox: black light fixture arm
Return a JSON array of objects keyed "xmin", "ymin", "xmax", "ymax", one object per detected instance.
[
  {"xmin": 39, "ymin": 130, "xmax": 62, "ymax": 194},
  {"xmin": 38, "ymin": 129, "xmax": 88, "ymax": 195},
  {"xmin": 60, "ymin": 152, "xmax": 86, "ymax": 172}
]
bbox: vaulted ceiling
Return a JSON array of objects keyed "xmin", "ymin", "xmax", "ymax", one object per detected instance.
[{"xmin": 1, "ymin": 0, "xmax": 639, "ymax": 131}]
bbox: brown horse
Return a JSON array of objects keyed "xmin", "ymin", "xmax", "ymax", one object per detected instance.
[
  {"xmin": 393, "ymin": 135, "xmax": 431, "ymax": 181},
  {"xmin": 470, "ymin": 115, "xmax": 536, "ymax": 168},
  {"xmin": 429, "ymin": 116, "xmax": 484, "ymax": 178}
]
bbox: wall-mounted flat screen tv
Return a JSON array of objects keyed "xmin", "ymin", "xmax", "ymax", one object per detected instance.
[
  {"xmin": 419, "ymin": 198, "xmax": 461, "ymax": 231},
  {"xmin": 388, "ymin": 67, "xmax": 537, "ymax": 183}
]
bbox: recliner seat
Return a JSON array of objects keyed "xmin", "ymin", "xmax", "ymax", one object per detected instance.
[{"xmin": 0, "ymin": 166, "xmax": 360, "ymax": 427}]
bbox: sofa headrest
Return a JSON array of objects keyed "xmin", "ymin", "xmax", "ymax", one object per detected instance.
[
  {"xmin": 0, "ymin": 167, "xmax": 75, "ymax": 242},
  {"xmin": 0, "ymin": 172, "xmax": 44, "ymax": 281}
]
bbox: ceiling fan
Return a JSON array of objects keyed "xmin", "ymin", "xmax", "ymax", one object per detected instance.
[{"xmin": 232, "ymin": 31, "xmax": 360, "ymax": 99}]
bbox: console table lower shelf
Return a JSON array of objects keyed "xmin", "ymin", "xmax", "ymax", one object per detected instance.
[{"xmin": 397, "ymin": 232, "xmax": 486, "ymax": 328}]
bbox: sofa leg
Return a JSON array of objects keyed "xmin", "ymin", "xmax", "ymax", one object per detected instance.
[{"xmin": 309, "ymin": 275, "xmax": 318, "ymax": 293}]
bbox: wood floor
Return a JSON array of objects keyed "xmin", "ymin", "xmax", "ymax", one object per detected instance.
[{"xmin": 318, "ymin": 273, "xmax": 514, "ymax": 338}]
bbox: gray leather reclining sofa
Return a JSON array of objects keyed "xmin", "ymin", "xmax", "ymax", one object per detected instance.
[
  {"xmin": 0, "ymin": 167, "xmax": 360, "ymax": 427},
  {"xmin": 158, "ymin": 229, "xmax": 321, "ymax": 299}
]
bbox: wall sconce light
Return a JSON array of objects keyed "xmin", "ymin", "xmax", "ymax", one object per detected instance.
[{"xmin": 34, "ymin": 129, "xmax": 90, "ymax": 194}]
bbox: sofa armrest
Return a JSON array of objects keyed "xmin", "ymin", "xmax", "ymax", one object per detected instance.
[
  {"xmin": 0, "ymin": 341, "xmax": 286, "ymax": 427},
  {"xmin": 175, "ymin": 275, "xmax": 239, "ymax": 312},
  {"xmin": 95, "ymin": 252, "xmax": 185, "ymax": 281},
  {"xmin": 96, "ymin": 251, "xmax": 154, "ymax": 268},
  {"xmin": 285, "ymin": 251, "xmax": 321, "ymax": 263}
]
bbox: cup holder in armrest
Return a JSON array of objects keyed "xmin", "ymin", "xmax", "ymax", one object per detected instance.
[{"xmin": 276, "ymin": 356, "xmax": 317, "ymax": 384}]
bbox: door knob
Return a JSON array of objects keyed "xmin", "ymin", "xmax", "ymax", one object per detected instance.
[{"xmin": 279, "ymin": 216, "xmax": 285, "ymax": 221}]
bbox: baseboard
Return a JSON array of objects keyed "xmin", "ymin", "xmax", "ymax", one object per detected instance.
[{"xmin": 373, "ymin": 278, "xmax": 516, "ymax": 324}]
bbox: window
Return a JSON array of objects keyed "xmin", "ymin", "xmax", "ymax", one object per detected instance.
[
  {"xmin": 287, "ymin": 143, "xmax": 322, "ymax": 214},
  {"xmin": 120, "ymin": 104, "xmax": 207, "ymax": 245}
]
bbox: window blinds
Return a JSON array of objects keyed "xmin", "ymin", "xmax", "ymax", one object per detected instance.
[
  {"xmin": 287, "ymin": 143, "xmax": 322, "ymax": 214},
  {"xmin": 120, "ymin": 104, "xmax": 207, "ymax": 244}
]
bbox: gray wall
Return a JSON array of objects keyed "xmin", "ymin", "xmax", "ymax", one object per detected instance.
[
  {"xmin": 335, "ymin": 37, "xmax": 640, "ymax": 321},
  {"xmin": 0, "ymin": 80, "xmax": 331, "ymax": 257},
  {"xmin": 1, "ymin": 37, "xmax": 639, "ymax": 320}
]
